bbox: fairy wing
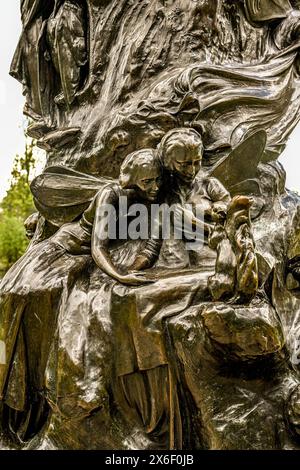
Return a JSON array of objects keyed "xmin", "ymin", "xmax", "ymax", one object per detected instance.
[
  {"xmin": 31, "ymin": 166, "xmax": 116, "ymax": 226},
  {"xmin": 210, "ymin": 130, "xmax": 267, "ymax": 196}
]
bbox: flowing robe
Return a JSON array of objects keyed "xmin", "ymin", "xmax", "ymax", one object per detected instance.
[
  {"xmin": 244, "ymin": 0, "xmax": 292, "ymax": 23},
  {"xmin": 10, "ymin": 0, "xmax": 56, "ymax": 120}
]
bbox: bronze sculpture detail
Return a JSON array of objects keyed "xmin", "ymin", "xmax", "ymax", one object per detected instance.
[{"xmin": 1, "ymin": 0, "xmax": 300, "ymax": 450}]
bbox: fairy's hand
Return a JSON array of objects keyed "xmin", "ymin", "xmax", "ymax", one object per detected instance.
[
  {"xmin": 128, "ymin": 255, "xmax": 152, "ymax": 272},
  {"xmin": 211, "ymin": 202, "xmax": 227, "ymax": 223}
]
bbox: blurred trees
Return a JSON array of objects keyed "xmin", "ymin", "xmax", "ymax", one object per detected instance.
[{"xmin": 0, "ymin": 141, "xmax": 36, "ymax": 273}]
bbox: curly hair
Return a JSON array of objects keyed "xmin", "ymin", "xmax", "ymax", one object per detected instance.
[
  {"xmin": 158, "ymin": 128, "xmax": 204, "ymax": 172},
  {"xmin": 119, "ymin": 148, "xmax": 161, "ymax": 189}
]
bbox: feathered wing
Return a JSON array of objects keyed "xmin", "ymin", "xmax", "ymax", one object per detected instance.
[
  {"xmin": 210, "ymin": 130, "xmax": 267, "ymax": 197},
  {"xmin": 31, "ymin": 166, "xmax": 116, "ymax": 226}
]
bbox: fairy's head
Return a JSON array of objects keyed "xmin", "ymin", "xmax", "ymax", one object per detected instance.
[
  {"xmin": 119, "ymin": 148, "xmax": 162, "ymax": 201},
  {"xmin": 158, "ymin": 128, "xmax": 203, "ymax": 184}
]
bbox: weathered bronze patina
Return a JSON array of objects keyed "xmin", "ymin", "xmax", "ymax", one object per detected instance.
[{"xmin": 1, "ymin": 0, "xmax": 300, "ymax": 450}]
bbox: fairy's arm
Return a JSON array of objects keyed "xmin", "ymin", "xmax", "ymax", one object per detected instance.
[{"xmin": 91, "ymin": 186, "xmax": 152, "ymax": 285}]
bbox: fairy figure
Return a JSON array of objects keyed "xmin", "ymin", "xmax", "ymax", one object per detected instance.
[{"xmin": 0, "ymin": 148, "xmax": 163, "ymax": 442}]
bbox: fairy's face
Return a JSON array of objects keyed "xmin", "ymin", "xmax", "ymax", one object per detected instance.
[
  {"xmin": 134, "ymin": 165, "xmax": 162, "ymax": 201},
  {"xmin": 167, "ymin": 142, "xmax": 202, "ymax": 184}
]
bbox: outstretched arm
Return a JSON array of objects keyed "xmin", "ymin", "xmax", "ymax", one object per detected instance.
[{"xmin": 91, "ymin": 187, "xmax": 153, "ymax": 285}]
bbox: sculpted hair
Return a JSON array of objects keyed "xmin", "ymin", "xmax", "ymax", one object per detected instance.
[
  {"xmin": 158, "ymin": 128, "xmax": 204, "ymax": 172},
  {"xmin": 119, "ymin": 148, "xmax": 160, "ymax": 189}
]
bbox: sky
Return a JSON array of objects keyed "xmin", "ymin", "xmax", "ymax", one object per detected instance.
[
  {"xmin": 0, "ymin": 2, "xmax": 26, "ymax": 200},
  {"xmin": 0, "ymin": 1, "xmax": 300, "ymax": 200}
]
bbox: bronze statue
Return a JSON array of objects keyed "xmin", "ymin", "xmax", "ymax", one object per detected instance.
[
  {"xmin": 2, "ymin": 0, "xmax": 300, "ymax": 451},
  {"xmin": 46, "ymin": 0, "xmax": 88, "ymax": 107},
  {"xmin": 10, "ymin": 0, "xmax": 56, "ymax": 127},
  {"xmin": 10, "ymin": 0, "xmax": 88, "ymax": 143},
  {"xmin": 0, "ymin": 148, "xmax": 163, "ymax": 441}
]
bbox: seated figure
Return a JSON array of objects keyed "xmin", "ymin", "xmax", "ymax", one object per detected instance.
[
  {"xmin": 0, "ymin": 148, "xmax": 163, "ymax": 443},
  {"xmin": 111, "ymin": 128, "xmax": 260, "ymax": 449}
]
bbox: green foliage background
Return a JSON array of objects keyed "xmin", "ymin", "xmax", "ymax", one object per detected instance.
[{"xmin": 0, "ymin": 141, "xmax": 36, "ymax": 273}]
